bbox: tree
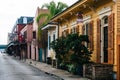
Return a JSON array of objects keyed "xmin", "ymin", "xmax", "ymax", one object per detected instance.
[
  {"xmin": 51, "ymin": 33, "xmax": 92, "ymax": 64},
  {"xmin": 37, "ymin": 1, "xmax": 68, "ymax": 23},
  {"xmin": 51, "ymin": 36, "xmax": 67, "ymax": 64},
  {"xmin": 36, "ymin": 1, "xmax": 68, "ymax": 42}
]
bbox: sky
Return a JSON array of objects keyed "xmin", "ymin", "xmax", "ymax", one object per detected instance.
[{"xmin": 0, "ymin": 0, "xmax": 78, "ymax": 45}]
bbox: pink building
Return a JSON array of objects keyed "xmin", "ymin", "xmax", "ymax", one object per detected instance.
[
  {"xmin": 20, "ymin": 22, "xmax": 33, "ymax": 60},
  {"xmin": 31, "ymin": 7, "xmax": 48, "ymax": 61}
]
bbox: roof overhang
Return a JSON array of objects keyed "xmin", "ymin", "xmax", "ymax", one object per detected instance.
[
  {"xmin": 50, "ymin": 0, "xmax": 112, "ymax": 22},
  {"xmin": 41, "ymin": 23, "xmax": 58, "ymax": 30},
  {"xmin": 50, "ymin": 0, "xmax": 88, "ymax": 22}
]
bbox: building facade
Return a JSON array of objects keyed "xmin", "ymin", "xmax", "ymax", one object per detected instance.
[
  {"xmin": 42, "ymin": 22, "xmax": 58, "ymax": 60},
  {"xmin": 31, "ymin": 7, "xmax": 48, "ymax": 62},
  {"xmin": 7, "ymin": 16, "xmax": 34, "ymax": 58},
  {"xmin": 20, "ymin": 22, "xmax": 33, "ymax": 60},
  {"xmin": 42, "ymin": 0, "xmax": 120, "ymax": 79}
]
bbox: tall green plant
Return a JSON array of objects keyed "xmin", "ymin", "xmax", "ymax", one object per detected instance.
[
  {"xmin": 37, "ymin": 1, "xmax": 68, "ymax": 23},
  {"xmin": 51, "ymin": 36, "xmax": 68, "ymax": 64},
  {"xmin": 36, "ymin": 1, "xmax": 68, "ymax": 41},
  {"xmin": 51, "ymin": 33, "xmax": 92, "ymax": 66}
]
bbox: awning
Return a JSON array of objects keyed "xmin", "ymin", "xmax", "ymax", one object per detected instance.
[
  {"xmin": 7, "ymin": 43, "xmax": 14, "ymax": 48},
  {"xmin": 41, "ymin": 23, "xmax": 58, "ymax": 30},
  {"xmin": 7, "ymin": 41, "xmax": 19, "ymax": 48}
]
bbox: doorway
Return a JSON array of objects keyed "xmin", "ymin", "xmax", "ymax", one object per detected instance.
[{"xmin": 101, "ymin": 16, "xmax": 108, "ymax": 63}]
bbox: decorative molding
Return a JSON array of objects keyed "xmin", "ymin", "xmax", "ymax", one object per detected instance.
[
  {"xmin": 83, "ymin": 15, "xmax": 91, "ymax": 24},
  {"xmin": 98, "ymin": 7, "xmax": 112, "ymax": 15},
  {"xmin": 83, "ymin": 15, "xmax": 91, "ymax": 22},
  {"xmin": 98, "ymin": 7, "xmax": 112, "ymax": 19},
  {"xmin": 70, "ymin": 21, "xmax": 77, "ymax": 27}
]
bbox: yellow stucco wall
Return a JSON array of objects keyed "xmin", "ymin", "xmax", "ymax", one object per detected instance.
[{"xmin": 57, "ymin": 1, "xmax": 117, "ymax": 71}]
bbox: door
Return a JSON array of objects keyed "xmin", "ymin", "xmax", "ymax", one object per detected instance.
[
  {"xmin": 29, "ymin": 45, "xmax": 31, "ymax": 59},
  {"xmin": 103, "ymin": 26, "xmax": 108, "ymax": 63},
  {"xmin": 35, "ymin": 47, "xmax": 36, "ymax": 60},
  {"xmin": 101, "ymin": 16, "xmax": 108, "ymax": 63},
  {"xmin": 39, "ymin": 48, "xmax": 42, "ymax": 62}
]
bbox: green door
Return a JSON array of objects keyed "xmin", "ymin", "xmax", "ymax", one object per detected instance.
[{"xmin": 39, "ymin": 48, "xmax": 42, "ymax": 62}]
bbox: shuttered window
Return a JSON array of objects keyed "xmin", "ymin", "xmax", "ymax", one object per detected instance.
[
  {"xmin": 83, "ymin": 23, "xmax": 89, "ymax": 47},
  {"xmin": 83, "ymin": 21, "xmax": 94, "ymax": 50},
  {"xmin": 76, "ymin": 25, "xmax": 79, "ymax": 33},
  {"xmin": 97, "ymin": 18, "xmax": 101, "ymax": 63},
  {"xmin": 108, "ymin": 13, "xmax": 114, "ymax": 64},
  {"xmin": 88, "ymin": 21, "xmax": 94, "ymax": 51},
  {"xmin": 71, "ymin": 26, "xmax": 79, "ymax": 34}
]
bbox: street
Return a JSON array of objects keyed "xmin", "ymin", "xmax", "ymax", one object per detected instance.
[{"xmin": 0, "ymin": 53, "xmax": 58, "ymax": 80}]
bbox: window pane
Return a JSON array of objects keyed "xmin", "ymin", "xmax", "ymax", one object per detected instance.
[
  {"xmin": 53, "ymin": 34, "xmax": 55, "ymax": 41},
  {"xmin": 49, "ymin": 36, "xmax": 51, "ymax": 49},
  {"xmin": 104, "ymin": 17, "xmax": 108, "ymax": 24},
  {"xmin": 33, "ymin": 31, "xmax": 36, "ymax": 39}
]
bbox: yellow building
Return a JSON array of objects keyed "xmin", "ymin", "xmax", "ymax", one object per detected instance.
[{"xmin": 42, "ymin": 0, "xmax": 120, "ymax": 79}]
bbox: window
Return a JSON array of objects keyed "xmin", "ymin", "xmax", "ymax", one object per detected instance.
[
  {"xmin": 33, "ymin": 31, "xmax": 36, "ymax": 39},
  {"xmin": 104, "ymin": 17, "xmax": 108, "ymax": 24},
  {"xmin": 23, "ymin": 17, "xmax": 27, "ymax": 24},
  {"xmin": 53, "ymin": 34, "xmax": 55, "ymax": 41},
  {"xmin": 49, "ymin": 36, "xmax": 51, "ymax": 49},
  {"xmin": 101, "ymin": 16, "xmax": 108, "ymax": 63},
  {"xmin": 83, "ymin": 23, "xmax": 89, "ymax": 35},
  {"xmin": 24, "ymin": 31, "xmax": 27, "ymax": 39},
  {"xmin": 62, "ymin": 29, "xmax": 69, "ymax": 37},
  {"xmin": 83, "ymin": 23, "xmax": 89, "ymax": 47},
  {"xmin": 71, "ymin": 27, "xmax": 76, "ymax": 33},
  {"xmin": 103, "ymin": 27, "xmax": 108, "ymax": 62}
]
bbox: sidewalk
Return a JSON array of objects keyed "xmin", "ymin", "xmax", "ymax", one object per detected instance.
[{"xmin": 24, "ymin": 59, "xmax": 90, "ymax": 80}]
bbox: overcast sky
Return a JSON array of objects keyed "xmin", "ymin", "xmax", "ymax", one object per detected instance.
[{"xmin": 0, "ymin": 0, "xmax": 77, "ymax": 45}]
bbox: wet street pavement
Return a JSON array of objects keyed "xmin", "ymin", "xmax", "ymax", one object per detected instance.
[{"xmin": 0, "ymin": 53, "xmax": 58, "ymax": 80}]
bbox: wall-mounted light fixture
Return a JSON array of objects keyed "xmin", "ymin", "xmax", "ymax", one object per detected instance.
[{"xmin": 76, "ymin": 12, "xmax": 83, "ymax": 23}]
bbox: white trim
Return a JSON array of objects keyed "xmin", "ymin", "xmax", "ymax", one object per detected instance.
[
  {"xmin": 62, "ymin": 25, "xmax": 67, "ymax": 31},
  {"xmin": 83, "ymin": 15, "xmax": 91, "ymax": 35},
  {"xmin": 100, "ymin": 17, "xmax": 109, "ymax": 63},
  {"xmin": 83, "ymin": 15, "xmax": 91, "ymax": 22},
  {"xmin": 42, "ymin": 24, "xmax": 57, "ymax": 30},
  {"xmin": 98, "ymin": 7, "xmax": 112, "ymax": 19},
  {"xmin": 98, "ymin": 7, "xmax": 111, "ymax": 15},
  {"xmin": 52, "ymin": 31, "xmax": 56, "ymax": 40},
  {"xmin": 70, "ymin": 21, "xmax": 77, "ymax": 28},
  {"xmin": 83, "ymin": 15, "xmax": 91, "ymax": 25},
  {"xmin": 97, "ymin": 7, "xmax": 112, "ymax": 63},
  {"xmin": 56, "ymin": 26, "xmax": 58, "ymax": 38}
]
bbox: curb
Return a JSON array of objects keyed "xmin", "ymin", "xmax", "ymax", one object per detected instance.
[
  {"xmin": 44, "ymin": 71, "xmax": 64, "ymax": 80},
  {"xmin": 26, "ymin": 60, "xmax": 64, "ymax": 80},
  {"xmin": 10, "ymin": 57, "xmax": 63, "ymax": 79}
]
